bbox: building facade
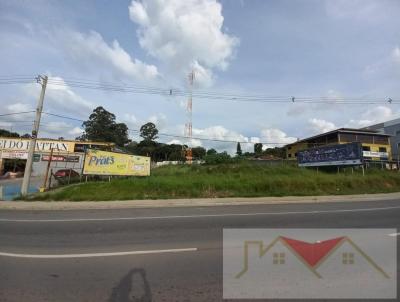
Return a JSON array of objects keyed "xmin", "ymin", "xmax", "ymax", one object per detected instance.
[
  {"xmin": 285, "ymin": 128, "xmax": 391, "ymax": 161},
  {"xmin": 0, "ymin": 138, "xmax": 114, "ymax": 176},
  {"xmin": 362, "ymin": 118, "xmax": 400, "ymax": 161}
]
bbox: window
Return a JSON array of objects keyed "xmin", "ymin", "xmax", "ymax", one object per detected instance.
[
  {"xmin": 396, "ymin": 130, "xmax": 400, "ymax": 136},
  {"xmin": 342, "ymin": 252, "xmax": 354, "ymax": 265},
  {"xmin": 379, "ymin": 147, "xmax": 387, "ymax": 152},
  {"xmin": 362, "ymin": 146, "xmax": 371, "ymax": 151},
  {"xmin": 288, "ymin": 154, "xmax": 292, "ymax": 158},
  {"xmin": 288, "ymin": 146, "xmax": 292, "ymax": 150},
  {"xmin": 273, "ymin": 252, "xmax": 285, "ymax": 264},
  {"xmin": 294, "ymin": 152, "xmax": 297, "ymax": 157}
]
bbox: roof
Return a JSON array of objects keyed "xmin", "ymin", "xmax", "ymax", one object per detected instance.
[
  {"xmin": 286, "ymin": 127, "xmax": 391, "ymax": 147},
  {"xmin": 362, "ymin": 117, "xmax": 400, "ymax": 130},
  {"xmin": 236, "ymin": 235, "xmax": 390, "ymax": 279}
]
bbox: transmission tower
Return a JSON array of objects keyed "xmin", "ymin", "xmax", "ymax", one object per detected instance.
[{"xmin": 184, "ymin": 70, "xmax": 195, "ymax": 164}]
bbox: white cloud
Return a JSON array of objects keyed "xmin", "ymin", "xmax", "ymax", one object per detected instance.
[
  {"xmin": 392, "ymin": 46, "xmax": 400, "ymax": 64},
  {"xmin": 308, "ymin": 118, "xmax": 336, "ymax": 134},
  {"xmin": 260, "ymin": 128, "xmax": 297, "ymax": 148},
  {"xmin": 129, "ymin": 0, "xmax": 239, "ymax": 86},
  {"xmin": 59, "ymin": 30, "xmax": 160, "ymax": 82},
  {"xmin": 191, "ymin": 125, "xmax": 248, "ymax": 153},
  {"xmin": 22, "ymin": 76, "xmax": 94, "ymax": 117},
  {"xmin": 347, "ymin": 105, "xmax": 397, "ymax": 128},
  {"xmin": 1, "ymin": 102, "xmax": 34, "ymax": 122},
  {"xmin": 287, "ymin": 89, "xmax": 345, "ymax": 116},
  {"xmin": 68, "ymin": 127, "xmax": 84, "ymax": 137},
  {"xmin": 7, "ymin": 102, "xmax": 32, "ymax": 113},
  {"xmin": 148, "ymin": 113, "xmax": 167, "ymax": 130},
  {"xmin": 166, "ymin": 139, "xmax": 183, "ymax": 145},
  {"xmin": 325, "ymin": 0, "xmax": 381, "ymax": 20},
  {"xmin": 361, "ymin": 105, "xmax": 393, "ymax": 122}
]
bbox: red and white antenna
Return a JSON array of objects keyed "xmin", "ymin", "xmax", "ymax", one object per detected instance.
[{"xmin": 184, "ymin": 70, "xmax": 195, "ymax": 163}]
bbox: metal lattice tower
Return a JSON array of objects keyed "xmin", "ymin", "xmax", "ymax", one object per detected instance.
[{"xmin": 184, "ymin": 70, "xmax": 195, "ymax": 163}]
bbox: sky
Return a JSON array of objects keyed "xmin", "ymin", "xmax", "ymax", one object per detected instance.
[{"xmin": 0, "ymin": 0, "xmax": 399, "ymax": 153}]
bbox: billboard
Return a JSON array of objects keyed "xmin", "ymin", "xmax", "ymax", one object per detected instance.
[
  {"xmin": 363, "ymin": 151, "xmax": 389, "ymax": 159},
  {"xmin": 83, "ymin": 149, "xmax": 150, "ymax": 176},
  {"xmin": 1, "ymin": 150, "xmax": 28, "ymax": 159},
  {"xmin": 297, "ymin": 142, "xmax": 363, "ymax": 167}
]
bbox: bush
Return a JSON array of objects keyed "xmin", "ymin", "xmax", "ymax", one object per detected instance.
[{"xmin": 204, "ymin": 152, "xmax": 237, "ymax": 164}]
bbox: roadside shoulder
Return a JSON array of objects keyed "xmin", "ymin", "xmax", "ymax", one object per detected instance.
[{"xmin": 1, "ymin": 192, "xmax": 400, "ymax": 211}]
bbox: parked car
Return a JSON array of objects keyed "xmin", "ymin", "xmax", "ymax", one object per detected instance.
[{"xmin": 53, "ymin": 169, "xmax": 80, "ymax": 184}]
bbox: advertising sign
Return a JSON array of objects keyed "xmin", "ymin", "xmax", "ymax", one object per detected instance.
[
  {"xmin": 297, "ymin": 142, "xmax": 363, "ymax": 167},
  {"xmin": 362, "ymin": 151, "xmax": 389, "ymax": 158},
  {"xmin": 41, "ymin": 155, "xmax": 80, "ymax": 162},
  {"xmin": 83, "ymin": 149, "xmax": 150, "ymax": 176},
  {"xmin": 0, "ymin": 137, "xmax": 73, "ymax": 152},
  {"xmin": 1, "ymin": 150, "xmax": 28, "ymax": 159}
]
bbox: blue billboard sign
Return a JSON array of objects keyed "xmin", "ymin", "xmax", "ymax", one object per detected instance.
[{"xmin": 297, "ymin": 142, "xmax": 363, "ymax": 167}]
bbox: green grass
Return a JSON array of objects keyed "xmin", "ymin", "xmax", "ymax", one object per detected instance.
[{"xmin": 25, "ymin": 163, "xmax": 400, "ymax": 201}]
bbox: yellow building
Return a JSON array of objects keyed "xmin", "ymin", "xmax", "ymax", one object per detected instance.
[{"xmin": 285, "ymin": 128, "xmax": 391, "ymax": 161}]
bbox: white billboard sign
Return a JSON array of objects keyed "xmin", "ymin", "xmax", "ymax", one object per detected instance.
[
  {"xmin": 362, "ymin": 151, "xmax": 388, "ymax": 158},
  {"xmin": 1, "ymin": 151, "xmax": 28, "ymax": 159}
]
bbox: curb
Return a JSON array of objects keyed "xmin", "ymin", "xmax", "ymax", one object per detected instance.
[{"xmin": 1, "ymin": 192, "xmax": 400, "ymax": 211}]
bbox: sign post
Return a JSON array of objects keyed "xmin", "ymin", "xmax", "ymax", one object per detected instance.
[{"xmin": 41, "ymin": 148, "xmax": 53, "ymax": 192}]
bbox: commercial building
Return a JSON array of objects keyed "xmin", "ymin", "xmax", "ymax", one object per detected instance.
[
  {"xmin": 362, "ymin": 118, "xmax": 400, "ymax": 161},
  {"xmin": 0, "ymin": 137, "xmax": 114, "ymax": 176},
  {"xmin": 285, "ymin": 128, "xmax": 391, "ymax": 162}
]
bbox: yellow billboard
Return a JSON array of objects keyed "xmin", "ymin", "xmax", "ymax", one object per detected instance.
[{"xmin": 83, "ymin": 149, "xmax": 150, "ymax": 176}]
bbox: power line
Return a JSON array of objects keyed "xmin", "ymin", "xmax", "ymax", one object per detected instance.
[
  {"xmin": 0, "ymin": 111, "xmax": 35, "ymax": 117},
  {"xmin": 44, "ymin": 77, "xmax": 399, "ymax": 105},
  {"xmin": 42, "ymin": 112, "xmax": 86, "ymax": 122},
  {"xmin": 0, "ymin": 75, "xmax": 398, "ymax": 104}
]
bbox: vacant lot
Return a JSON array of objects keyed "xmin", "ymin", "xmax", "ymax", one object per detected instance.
[{"xmin": 24, "ymin": 163, "xmax": 400, "ymax": 201}]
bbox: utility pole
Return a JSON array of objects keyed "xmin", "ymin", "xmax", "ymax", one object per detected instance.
[{"xmin": 21, "ymin": 75, "xmax": 48, "ymax": 196}]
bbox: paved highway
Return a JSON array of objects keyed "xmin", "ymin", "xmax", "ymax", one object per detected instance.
[{"xmin": 0, "ymin": 199, "xmax": 399, "ymax": 301}]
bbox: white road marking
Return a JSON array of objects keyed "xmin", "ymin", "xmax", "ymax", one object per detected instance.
[
  {"xmin": 1, "ymin": 205, "xmax": 400, "ymax": 223},
  {"xmin": 388, "ymin": 232, "xmax": 400, "ymax": 237},
  {"xmin": 0, "ymin": 247, "xmax": 198, "ymax": 259}
]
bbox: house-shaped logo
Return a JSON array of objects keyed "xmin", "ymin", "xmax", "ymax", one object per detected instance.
[{"xmin": 235, "ymin": 236, "xmax": 390, "ymax": 279}]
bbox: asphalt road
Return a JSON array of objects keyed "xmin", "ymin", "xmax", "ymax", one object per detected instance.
[{"xmin": 0, "ymin": 199, "xmax": 399, "ymax": 302}]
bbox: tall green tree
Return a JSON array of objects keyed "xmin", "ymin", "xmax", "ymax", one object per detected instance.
[
  {"xmin": 254, "ymin": 143, "xmax": 263, "ymax": 155},
  {"xmin": 140, "ymin": 122, "xmax": 159, "ymax": 141},
  {"xmin": 236, "ymin": 142, "xmax": 242, "ymax": 156},
  {"xmin": 192, "ymin": 146, "xmax": 206, "ymax": 160},
  {"xmin": 78, "ymin": 106, "xmax": 130, "ymax": 147},
  {"xmin": 206, "ymin": 148, "xmax": 217, "ymax": 155}
]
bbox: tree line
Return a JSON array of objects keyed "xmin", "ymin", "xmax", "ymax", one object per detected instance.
[{"xmin": 0, "ymin": 106, "xmax": 285, "ymax": 162}]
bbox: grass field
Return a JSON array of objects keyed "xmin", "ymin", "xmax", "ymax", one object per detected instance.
[{"xmin": 25, "ymin": 162, "xmax": 400, "ymax": 201}]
